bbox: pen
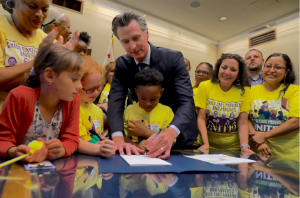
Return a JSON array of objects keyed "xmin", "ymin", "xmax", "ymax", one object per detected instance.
[{"xmin": 145, "ymin": 128, "xmax": 162, "ymax": 155}]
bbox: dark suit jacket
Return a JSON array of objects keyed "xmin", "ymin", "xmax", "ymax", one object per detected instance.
[{"xmin": 107, "ymin": 42, "xmax": 198, "ymax": 146}]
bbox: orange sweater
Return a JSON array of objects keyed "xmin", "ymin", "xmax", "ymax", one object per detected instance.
[{"xmin": 0, "ymin": 85, "xmax": 80, "ymax": 158}]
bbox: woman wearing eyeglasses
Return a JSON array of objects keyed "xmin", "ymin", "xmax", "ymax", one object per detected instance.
[
  {"xmin": 194, "ymin": 54, "xmax": 253, "ymax": 156},
  {"xmin": 249, "ymin": 53, "xmax": 299, "ymax": 159},
  {"xmin": 192, "ymin": 62, "xmax": 213, "ymax": 98},
  {"xmin": 192, "ymin": 62, "xmax": 213, "ymax": 147}
]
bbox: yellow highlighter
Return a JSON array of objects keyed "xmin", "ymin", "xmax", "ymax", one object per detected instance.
[{"xmin": 0, "ymin": 140, "xmax": 44, "ymax": 168}]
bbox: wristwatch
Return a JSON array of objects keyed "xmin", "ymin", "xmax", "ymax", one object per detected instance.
[{"xmin": 240, "ymin": 144, "xmax": 250, "ymax": 149}]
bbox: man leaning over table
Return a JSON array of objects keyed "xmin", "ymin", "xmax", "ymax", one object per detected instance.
[{"xmin": 107, "ymin": 11, "xmax": 198, "ymax": 159}]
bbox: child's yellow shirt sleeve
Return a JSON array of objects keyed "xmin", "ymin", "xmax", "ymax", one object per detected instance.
[
  {"xmin": 98, "ymin": 108, "xmax": 104, "ymax": 135},
  {"xmin": 162, "ymin": 107, "xmax": 174, "ymax": 131},
  {"xmin": 123, "ymin": 106, "xmax": 129, "ymax": 137},
  {"xmin": 79, "ymin": 110, "xmax": 92, "ymax": 141}
]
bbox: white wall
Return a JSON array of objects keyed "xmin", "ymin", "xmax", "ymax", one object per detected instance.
[
  {"xmin": 0, "ymin": 1, "xmax": 217, "ymax": 84},
  {"xmin": 217, "ymin": 18, "xmax": 299, "ymax": 84},
  {"xmin": 1, "ymin": 1, "xmax": 298, "ymax": 84}
]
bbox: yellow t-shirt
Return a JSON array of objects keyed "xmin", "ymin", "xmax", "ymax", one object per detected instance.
[
  {"xmin": 195, "ymin": 80, "xmax": 251, "ymax": 150},
  {"xmin": 79, "ymin": 101, "xmax": 104, "ymax": 143},
  {"xmin": 124, "ymin": 103, "xmax": 174, "ymax": 143},
  {"xmin": 99, "ymin": 83, "xmax": 110, "ymax": 104},
  {"xmin": 0, "ymin": 15, "xmax": 47, "ymax": 107},
  {"xmin": 250, "ymin": 83, "xmax": 299, "ymax": 159}
]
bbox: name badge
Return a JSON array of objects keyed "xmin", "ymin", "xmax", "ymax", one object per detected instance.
[{"xmin": 93, "ymin": 120, "xmax": 100, "ymax": 129}]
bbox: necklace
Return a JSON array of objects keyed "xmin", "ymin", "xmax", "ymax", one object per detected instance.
[{"xmin": 33, "ymin": 98, "xmax": 61, "ymax": 135}]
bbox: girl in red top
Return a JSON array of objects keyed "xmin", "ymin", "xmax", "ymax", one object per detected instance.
[{"xmin": 0, "ymin": 44, "xmax": 83, "ymax": 163}]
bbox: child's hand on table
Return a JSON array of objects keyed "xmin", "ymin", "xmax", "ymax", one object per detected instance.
[
  {"xmin": 43, "ymin": 139, "xmax": 66, "ymax": 160},
  {"xmin": 8, "ymin": 139, "xmax": 47, "ymax": 163},
  {"xmin": 98, "ymin": 138, "xmax": 115, "ymax": 157},
  {"xmin": 137, "ymin": 140, "xmax": 147, "ymax": 151}
]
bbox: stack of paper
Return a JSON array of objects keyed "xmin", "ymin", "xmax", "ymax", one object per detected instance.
[
  {"xmin": 121, "ymin": 155, "xmax": 172, "ymax": 166},
  {"xmin": 184, "ymin": 154, "xmax": 256, "ymax": 164}
]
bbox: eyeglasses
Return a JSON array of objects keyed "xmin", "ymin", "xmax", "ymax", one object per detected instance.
[
  {"xmin": 195, "ymin": 70, "xmax": 209, "ymax": 75},
  {"xmin": 265, "ymin": 65, "xmax": 286, "ymax": 71},
  {"xmin": 82, "ymin": 86, "xmax": 101, "ymax": 94}
]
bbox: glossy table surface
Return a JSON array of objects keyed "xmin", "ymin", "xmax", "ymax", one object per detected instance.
[{"xmin": 0, "ymin": 150, "xmax": 298, "ymax": 198}]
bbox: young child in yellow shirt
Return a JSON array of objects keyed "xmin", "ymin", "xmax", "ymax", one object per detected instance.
[
  {"xmin": 77, "ymin": 56, "xmax": 114, "ymax": 157},
  {"xmin": 124, "ymin": 68, "xmax": 174, "ymax": 151}
]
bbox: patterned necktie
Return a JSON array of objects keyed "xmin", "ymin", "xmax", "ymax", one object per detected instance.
[{"xmin": 138, "ymin": 63, "xmax": 149, "ymax": 71}]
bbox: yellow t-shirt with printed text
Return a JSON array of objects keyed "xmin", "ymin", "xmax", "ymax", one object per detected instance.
[
  {"xmin": 124, "ymin": 103, "xmax": 174, "ymax": 143},
  {"xmin": 195, "ymin": 80, "xmax": 251, "ymax": 150},
  {"xmin": 79, "ymin": 101, "xmax": 104, "ymax": 142},
  {"xmin": 0, "ymin": 15, "xmax": 47, "ymax": 108},
  {"xmin": 250, "ymin": 83, "xmax": 299, "ymax": 159},
  {"xmin": 99, "ymin": 83, "xmax": 110, "ymax": 104}
]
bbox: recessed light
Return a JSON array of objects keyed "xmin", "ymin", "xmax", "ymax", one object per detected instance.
[
  {"xmin": 219, "ymin": 17, "xmax": 227, "ymax": 22},
  {"xmin": 189, "ymin": 1, "xmax": 201, "ymax": 9}
]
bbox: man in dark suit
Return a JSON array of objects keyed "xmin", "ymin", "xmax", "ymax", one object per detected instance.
[{"xmin": 108, "ymin": 11, "xmax": 198, "ymax": 159}]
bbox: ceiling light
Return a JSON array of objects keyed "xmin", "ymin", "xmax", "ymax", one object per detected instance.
[
  {"xmin": 219, "ymin": 17, "xmax": 227, "ymax": 22},
  {"xmin": 189, "ymin": 1, "xmax": 201, "ymax": 9}
]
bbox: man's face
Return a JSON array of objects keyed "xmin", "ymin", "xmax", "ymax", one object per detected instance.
[
  {"xmin": 245, "ymin": 50, "xmax": 264, "ymax": 72},
  {"xmin": 56, "ymin": 16, "xmax": 72, "ymax": 44},
  {"xmin": 117, "ymin": 20, "xmax": 149, "ymax": 62}
]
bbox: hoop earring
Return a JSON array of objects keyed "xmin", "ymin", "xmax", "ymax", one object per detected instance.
[
  {"xmin": 217, "ymin": 77, "xmax": 220, "ymax": 82},
  {"xmin": 284, "ymin": 76, "xmax": 286, "ymax": 84},
  {"xmin": 6, "ymin": 0, "xmax": 15, "ymax": 9},
  {"xmin": 49, "ymin": 82, "xmax": 52, "ymax": 87},
  {"xmin": 236, "ymin": 79, "xmax": 241, "ymax": 86}
]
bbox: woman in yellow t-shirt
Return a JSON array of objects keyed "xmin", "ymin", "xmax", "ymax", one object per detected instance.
[
  {"xmin": 195, "ymin": 54, "xmax": 253, "ymax": 156},
  {"xmin": 249, "ymin": 53, "xmax": 299, "ymax": 159},
  {"xmin": 0, "ymin": 1, "xmax": 78, "ymax": 110},
  {"xmin": 192, "ymin": 62, "xmax": 213, "ymax": 98}
]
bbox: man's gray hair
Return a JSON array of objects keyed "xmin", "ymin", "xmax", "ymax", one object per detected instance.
[
  {"xmin": 112, "ymin": 11, "xmax": 148, "ymax": 40},
  {"xmin": 42, "ymin": 7, "xmax": 66, "ymax": 33}
]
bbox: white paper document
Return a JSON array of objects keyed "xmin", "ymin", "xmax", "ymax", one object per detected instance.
[
  {"xmin": 121, "ymin": 155, "xmax": 172, "ymax": 166},
  {"xmin": 184, "ymin": 154, "xmax": 256, "ymax": 164}
]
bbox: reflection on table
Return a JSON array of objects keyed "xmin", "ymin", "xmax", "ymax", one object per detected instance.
[{"xmin": 0, "ymin": 150, "xmax": 298, "ymax": 198}]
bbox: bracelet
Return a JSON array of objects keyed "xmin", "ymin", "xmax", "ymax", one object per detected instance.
[
  {"xmin": 240, "ymin": 144, "xmax": 250, "ymax": 149},
  {"xmin": 240, "ymin": 153, "xmax": 250, "ymax": 159}
]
